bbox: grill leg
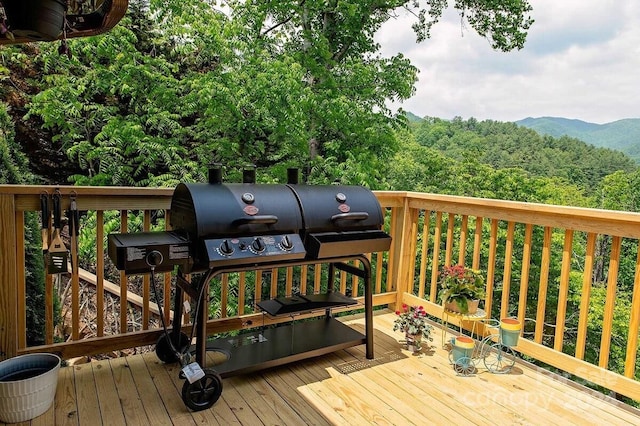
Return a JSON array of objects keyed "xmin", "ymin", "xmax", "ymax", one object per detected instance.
[{"xmin": 363, "ymin": 258, "xmax": 373, "ymax": 360}]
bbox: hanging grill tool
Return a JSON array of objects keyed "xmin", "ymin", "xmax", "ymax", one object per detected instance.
[{"xmin": 46, "ymin": 190, "xmax": 69, "ymax": 274}]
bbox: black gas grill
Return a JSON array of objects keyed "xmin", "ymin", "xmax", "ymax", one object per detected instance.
[{"xmin": 108, "ymin": 167, "xmax": 391, "ymax": 411}]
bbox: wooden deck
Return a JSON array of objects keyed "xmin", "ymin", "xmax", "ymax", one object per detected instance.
[{"xmin": 5, "ymin": 311, "xmax": 640, "ymax": 426}]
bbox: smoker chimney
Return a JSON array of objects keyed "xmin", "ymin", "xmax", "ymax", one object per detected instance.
[
  {"xmin": 243, "ymin": 165, "xmax": 256, "ymax": 184},
  {"xmin": 287, "ymin": 168, "xmax": 299, "ymax": 184},
  {"xmin": 208, "ymin": 164, "xmax": 222, "ymax": 184}
]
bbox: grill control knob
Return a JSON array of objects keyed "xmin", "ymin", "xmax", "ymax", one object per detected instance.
[
  {"xmin": 146, "ymin": 250, "xmax": 164, "ymax": 267},
  {"xmin": 219, "ymin": 240, "xmax": 234, "ymax": 256},
  {"xmin": 280, "ymin": 235, "xmax": 293, "ymax": 251},
  {"xmin": 251, "ymin": 237, "xmax": 265, "ymax": 253}
]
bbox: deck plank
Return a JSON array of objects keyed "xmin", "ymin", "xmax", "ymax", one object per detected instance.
[
  {"xmin": 53, "ymin": 364, "xmax": 78, "ymax": 426},
  {"xmin": 261, "ymin": 368, "xmax": 331, "ymax": 426},
  {"xmin": 109, "ymin": 356, "xmax": 149, "ymax": 426},
  {"xmin": 91, "ymin": 359, "xmax": 127, "ymax": 426},
  {"xmin": 13, "ymin": 311, "xmax": 640, "ymax": 426},
  {"xmin": 140, "ymin": 353, "xmax": 196, "ymax": 426},
  {"xmin": 125, "ymin": 353, "xmax": 173, "ymax": 426},
  {"xmin": 72, "ymin": 364, "xmax": 101, "ymax": 426}
]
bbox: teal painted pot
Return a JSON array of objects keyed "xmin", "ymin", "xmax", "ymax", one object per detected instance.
[{"xmin": 500, "ymin": 318, "xmax": 521, "ymax": 347}]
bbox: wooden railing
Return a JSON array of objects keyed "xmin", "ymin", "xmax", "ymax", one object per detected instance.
[{"xmin": 1, "ymin": 186, "xmax": 639, "ymax": 402}]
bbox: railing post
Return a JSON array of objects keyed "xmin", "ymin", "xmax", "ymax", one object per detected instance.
[
  {"xmin": 0, "ymin": 193, "xmax": 18, "ymax": 360},
  {"xmin": 391, "ymin": 195, "xmax": 419, "ymax": 310}
]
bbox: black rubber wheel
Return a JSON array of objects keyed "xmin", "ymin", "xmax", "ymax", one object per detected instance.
[
  {"xmin": 155, "ymin": 332, "xmax": 190, "ymax": 363},
  {"xmin": 181, "ymin": 368, "xmax": 223, "ymax": 411}
]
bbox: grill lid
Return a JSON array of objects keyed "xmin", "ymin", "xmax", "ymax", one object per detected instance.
[{"xmin": 170, "ymin": 183, "xmax": 303, "ymax": 240}]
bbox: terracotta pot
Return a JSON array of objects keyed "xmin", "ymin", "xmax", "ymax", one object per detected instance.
[
  {"xmin": 444, "ymin": 299, "xmax": 479, "ymax": 314},
  {"xmin": 3, "ymin": 0, "xmax": 67, "ymax": 40}
]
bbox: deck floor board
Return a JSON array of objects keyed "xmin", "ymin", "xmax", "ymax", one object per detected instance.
[{"xmin": 3, "ymin": 311, "xmax": 640, "ymax": 426}]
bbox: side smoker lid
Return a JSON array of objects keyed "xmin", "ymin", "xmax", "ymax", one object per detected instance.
[
  {"xmin": 170, "ymin": 183, "xmax": 304, "ymax": 239},
  {"xmin": 287, "ymin": 184, "xmax": 384, "ymax": 233}
]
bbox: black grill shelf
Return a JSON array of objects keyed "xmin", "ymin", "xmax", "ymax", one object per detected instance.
[{"xmin": 256, "ymin": 292, "xmax": 358, "ymax": 316}]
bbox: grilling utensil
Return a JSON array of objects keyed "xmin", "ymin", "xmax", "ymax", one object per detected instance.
[{"xmin": 46, "ymin": 190, "xmax": 69, "ymax": 274}]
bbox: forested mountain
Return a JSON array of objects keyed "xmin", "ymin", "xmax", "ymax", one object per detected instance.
[
  {"xmin": 516, "ymin": 117, "xmax": 640, "ymax": 162},
  {"xmin": 408, "ymin": 117, "xmax": 636, "ymax": 193}
]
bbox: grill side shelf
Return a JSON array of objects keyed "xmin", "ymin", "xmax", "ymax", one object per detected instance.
[{"xmin": 256, "ymin": 292, "xmax": 357, "ymax": 316}]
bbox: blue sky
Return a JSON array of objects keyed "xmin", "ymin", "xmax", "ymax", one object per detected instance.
[{"xmin": 377, "ymin": 1, "xmax": 639, "ymax": 124}]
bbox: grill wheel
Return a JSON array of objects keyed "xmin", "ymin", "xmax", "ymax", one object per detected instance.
[{"xmin": 181, "ymin": 368, "xmax": 223, "ymax": 411}]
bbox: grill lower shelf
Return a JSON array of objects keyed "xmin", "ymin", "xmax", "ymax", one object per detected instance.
[
  {"xmin": 256, "ymin": 292, "xmax": 357, "ymax": 316},
  {"xmin": 202, "ymin": 317, "xmax": 365, "ymax": 378}
]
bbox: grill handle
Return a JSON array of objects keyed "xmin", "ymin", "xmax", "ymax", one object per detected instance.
[
  {"xmin": 330, "ymin": 212, "xmax": 369, "ymax": 222},
  {"xmin": 233, "ymin": 215, "xmax": 279, "ymax": 225}
]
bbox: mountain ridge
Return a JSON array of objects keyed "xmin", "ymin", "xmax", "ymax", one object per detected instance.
[{"xmin": 514, "ymin": 116, "xmax": 640, "ymax": 162}]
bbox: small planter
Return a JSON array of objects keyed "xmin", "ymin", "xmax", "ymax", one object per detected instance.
[
  {"xmin": 444, "ymin": 299, "xmax": 479, "ymax": 314},
  {"xmin": 0, "ymin": 353, "xmax": 61, "ymax": 423},
  {"xmin": 405, "ymin": 332, "xmax": 422, "ymax": 353},
  {"xmin": 451, "ymin": 335, "xmax": 475, "ymax": 366},
  {"xmin": 500, "ymin": 318, "xmax": 521, "ymax": 347}
]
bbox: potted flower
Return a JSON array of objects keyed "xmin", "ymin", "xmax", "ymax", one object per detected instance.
[
  {"xmin": 392, "ymin": 304, "xmax": 433, "ymax": 352},
  {"xmin": 437, "ymin": 265, "xmax": 486, "ymax": 314}
]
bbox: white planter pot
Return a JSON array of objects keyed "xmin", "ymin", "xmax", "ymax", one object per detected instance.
[{"xmin": 0, "ymin": 353, "xmax": 61, "ymax": 423}]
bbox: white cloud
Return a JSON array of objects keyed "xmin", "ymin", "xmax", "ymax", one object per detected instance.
[{"xmin": 376, "ymin": 1, "xmax": 640, "ymax": 123}]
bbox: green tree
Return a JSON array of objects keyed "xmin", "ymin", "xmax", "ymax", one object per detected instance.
[{"xmin": 0, "ymin": 102, "xmax": 48, "ymax": 346}]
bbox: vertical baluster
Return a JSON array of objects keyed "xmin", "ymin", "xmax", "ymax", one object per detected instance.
[
  {"xmin": 554, "ymin": 229, "xmax": 574, "ymax": 352},
  {"xmin": 300, "ymin": 266, "xmax": 308, "ymax": 295},
  {"xmin": 270, "ymin": 268, "xmax": 278, "ymax": 298},
  {"xmin": 575, "ymin": 232, "xmax": 596, "ymax": 359},
  {"xmin": 142, "ymin": 210, "xmax": 151, "ymax": 330},
  {"xmin": 163, "ymin": 210, "xmax": 172, "ymax": 326},
  {"xmin": 375, "ymin": 252, "xmax": 383, "ymax": 294},
  {"xmin": 386, "ymin": 207, "xmax": 398, "ymax": 292},
  {"xmin": 485, "ymin": 219, "xmax": 498, "ymax": 316},
  {"xmin": 255, "ymin": 270, "xmax": 263, "ymax": 305},
  {"xmin": 238, "ymin": 271, "xmax": 246, "ymax": 315},
  {"xmin": 352, "ymin": 260, "xmax": 359, "ymax": 298},
  {"xmin": 119, "ymin": 210, "xmax": 128, "ymax": 333},
  {"xmin": 430, "ymin": 211, "xmax": 442, "ymax": 301},
  {"xmin": 71, "ymin": 202, "xmax": 80, "ymax": 341},
  {"xmin": 221, "ymin": 273, "xmax": 228, "ymax": 318},
  {"xmin": 472, "ymin": 216, "xmax": 483, "ymax": 270},
  {"xmin": 534, "ymin": 226, "xmax": 552, "ymax": 344},
  {"xmin": 445, "ymin": 213, "xmax": 455, "ymax": 266},
  {"xmin": 500, "ymin": 221, "xmax": 516, "ymax": 319},
  {"xmin": 418, "ymin": 210, "xmax": 430, "ymax": 299},
  {"xmin": 599, "ymin": 235, "xmax": 621, "ymax": 368},
  {"xmin": 624, "ymin": 240, "xmax": 640, "ymax": 377},
  {"xmin": 96, "ymin": 211, "xmax": 104, "ymax": 337},
  {"xmin": 517, "ymin": 224, "xmax": 533, "ymax": 334},
  {"xmin": 458, "ymin": 215, "xmax": 468, "ymax": 266},
  {"xmin": 285, "ymin": 266, "xmax": 294, "ymax": 297},
  {"xmin": 314, "ymin": 264, "xmax": 322, "ymax": 294},
  {"xmin": 16, "ymin": 212, "xmax": 26, "ymax": 349}
]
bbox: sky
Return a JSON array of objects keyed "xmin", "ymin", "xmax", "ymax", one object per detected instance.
[{"xmin": 375, "ymin": 1, "xmax": 640, "ymax": 124}]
